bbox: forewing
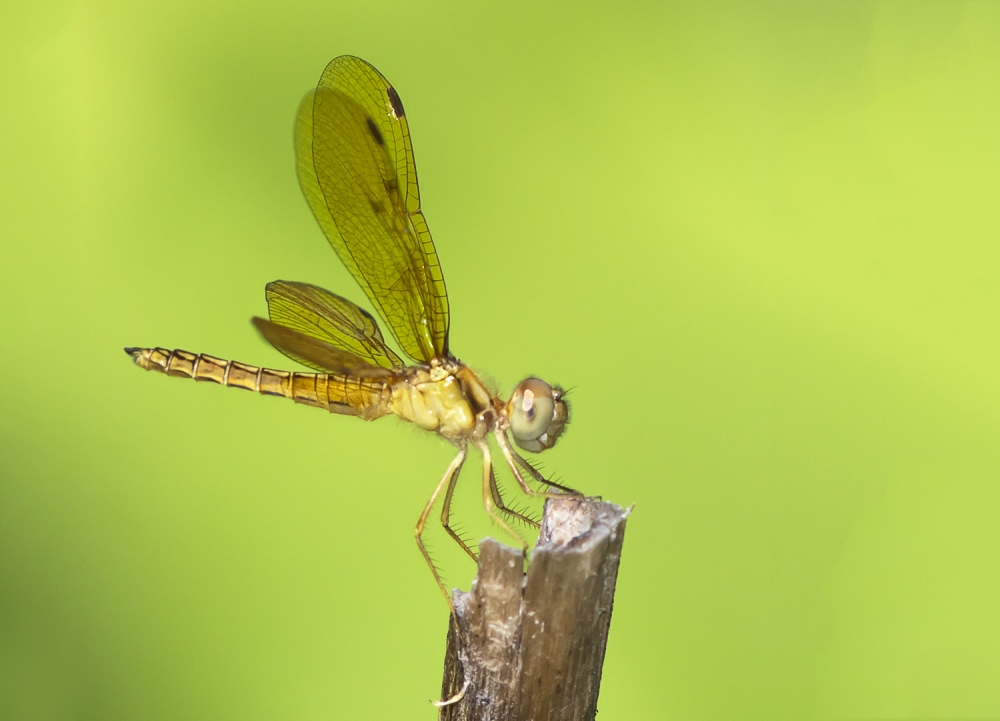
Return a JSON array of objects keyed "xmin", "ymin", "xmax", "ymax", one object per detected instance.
[
  {"xmin": 295, "ymin": 55, "xmax": 450, "ymax": 363},
  {"xmin": 264, "ymin": 280, "xmax": 404, "ymax": 371}
]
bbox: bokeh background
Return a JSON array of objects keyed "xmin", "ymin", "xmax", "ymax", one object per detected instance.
[{"xmin": 3, "ymin": 1, "xmax": 1000, "ymax": 719}]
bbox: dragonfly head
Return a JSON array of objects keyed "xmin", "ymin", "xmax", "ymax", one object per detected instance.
[{"xmin": 505, "ymin": 378, "xmax": 569, "ymax": 453}]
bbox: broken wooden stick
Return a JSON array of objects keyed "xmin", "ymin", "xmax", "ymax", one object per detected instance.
[{"xmin": 439, "ymin": 498, "xmax": 630, "ymax": 721}]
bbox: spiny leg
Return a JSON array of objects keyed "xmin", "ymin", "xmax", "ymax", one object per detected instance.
[
  {"xmin": 475, "ymin": 440, "xmax": 528, "ymax": 552},
  {"xmin": 495, "ymin": 429, "xmax": 584, "ymax": 500},
  {"xmin": 440, "ymin": 453, "xmax": 477, "ymax": 563},
  {"xmin": 424, "ymin": 447, "xmax": 475, "ymax": 709},
  {"xmin": 415, "ymin": 444, "xmax": 468, "ymax": 610},
  {"xmin": 512, "ymin": 450, "xmax": 582, "ymax": 496},
  {"xmin": 489, "ymin": 465, "xmax": 541, "ymax": 529}
]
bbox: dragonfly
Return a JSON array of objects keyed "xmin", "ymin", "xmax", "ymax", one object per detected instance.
[{"xmin": 126, "ymin": 55, "xmax": 579, "ymax": 604}]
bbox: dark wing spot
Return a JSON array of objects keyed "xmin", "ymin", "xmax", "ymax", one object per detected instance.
[
  {"xmin": 387, "ymin": 86, "xmax": 405, "ymax": 118},
  {"xmin": 365, "ymin": 116, "xmax": 385, "ymax": 146}
]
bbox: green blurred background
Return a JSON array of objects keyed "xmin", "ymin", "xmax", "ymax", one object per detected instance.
[{"xmin": 3, "ymin": 1, "xmax": 999, "ymax": 719}]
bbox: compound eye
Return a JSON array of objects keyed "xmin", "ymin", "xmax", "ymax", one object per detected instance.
[{"xmin": 508, "ymin": 378, "xmax": 555, "ymax": 443}]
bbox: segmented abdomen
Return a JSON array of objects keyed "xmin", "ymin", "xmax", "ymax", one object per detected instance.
[{"xmin": 125, "ymin": 347, "xmax": 392, "ymax": 419}]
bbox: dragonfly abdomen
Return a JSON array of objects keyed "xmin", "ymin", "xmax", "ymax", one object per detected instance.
[{"xmin": 125, "ymin": 347, "xmax": 391, "ymax": 418}]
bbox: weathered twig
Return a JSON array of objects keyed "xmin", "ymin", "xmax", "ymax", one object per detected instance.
[{"xmin": 439, "ymin": 498, "xmax": 630, "ymax": 721}]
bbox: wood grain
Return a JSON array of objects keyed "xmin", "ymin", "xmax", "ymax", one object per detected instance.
[{"xmin": 440, "ymin": 498, "xmax": 630, "ymax": 721}]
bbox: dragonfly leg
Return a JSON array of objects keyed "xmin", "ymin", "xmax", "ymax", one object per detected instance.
[
  {"xmin": 511, "ymin": 449, "xmax": 582, "ymax": 496},
  {"xmin": 476, "ymin": 440, "xmax": 529, "ymax": 552},
  {"xmin": 494, "ymin": 429, "xmax": 584, "ymax": 499},
  {"xmin": 415, "ymin": 444, "xmax": 468, "ymax": 609},
  {"xmin": 440, "ymin": 453, "xmax": 477, "ymax": 562},
  {"xmin": 488, "ymin": 465, "xmax": 541, "ymax": 529}
]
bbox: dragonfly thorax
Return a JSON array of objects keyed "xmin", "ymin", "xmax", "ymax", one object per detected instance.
[{"xmin": 390, "ymin": 363, "xmax": 480, "ymax": 442}]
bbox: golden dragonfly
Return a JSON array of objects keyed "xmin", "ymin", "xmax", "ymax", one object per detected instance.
[{"xmin": 126, "ymin": 55, "xmax": 579, "ymax": 604}]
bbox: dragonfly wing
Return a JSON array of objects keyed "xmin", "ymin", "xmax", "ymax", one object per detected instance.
[
  {"xmin": 295, "ymin": 55, "xmax": 450, "ymax": 363},
  {"xmin": 252, "ymin": 317, "xmax": 394, "ymax": 378},
  {"xmin": 262, "ymin": 280, "xmax": 404, "ymax": 372}
]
